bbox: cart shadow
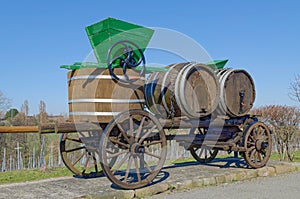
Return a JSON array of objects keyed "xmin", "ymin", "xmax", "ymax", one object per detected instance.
[
  {"xmin": 73, "ymin": 172, "xmax": 106, "ymax": 179},
  {"xmin": 74, "ymin": 157, "xmax": 249, "ymax": 189},
  {"xmin": 165, "ymin": 157, "xmax": 249, "ymax": 170},
  {"xmin": 109, "ymin": 157, "xmax": 248, "ymax": 190},
  {"xmin": 110, "ymin": 170, "xmax": 170, "ymax": 190}
]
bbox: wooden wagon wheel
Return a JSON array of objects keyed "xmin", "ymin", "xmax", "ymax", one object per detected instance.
[
  {"xmin": 242, "ymin": 122, "xmax": 272, "ymax": 168},
  {"xmin": 100, "ymin": 109, "xmax": 167, "ymax": 189},
  {"xmin": 189, "ymin": 128, "xmax": 218, "ymax": 163},
  {"xmin": 60, "ymin": 132, "xmax": 108, "ymax": 178}
]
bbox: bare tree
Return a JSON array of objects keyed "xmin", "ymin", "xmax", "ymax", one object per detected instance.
[
  {"xmin": 251, "ymin": 105, "xmax": 300, "ymax": 161},
  {"xmin": 0, "ymin": 91, "xmax": 11, "ymax": 119},
  {"xmin": 20, "ymin": 100, "xmax": 29, "ymax": 125},
  {"xmin": 38, "ymin": 100, "xmax": 48, "ymax": 124},
  {"xmin": 290, "ymin": 74, "xmax": 300, "ymax": 102},
  {"xmin": 0, "ymin": 91, "xmax": 11, "ymax": 169}
]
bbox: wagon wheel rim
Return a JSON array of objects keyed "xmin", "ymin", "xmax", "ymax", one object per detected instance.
[
  {"xmin": 100, "ymin": 109, "xmax": 167, "ymax": 189},
  {"xmin": 243, "ymin": 122, "xmax": 272, "ymax": 168},
  {"xmin": 189, "ymin": 128, "xmax": 218, "ymax": 163},
  {"xmin": 60, "ymin": 132, "xmax": 104, "ymax": 178}
]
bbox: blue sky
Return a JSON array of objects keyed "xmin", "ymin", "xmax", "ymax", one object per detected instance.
[{"xmin": 0, "ymin": 0, "xmax": 299, "ymax": 115}]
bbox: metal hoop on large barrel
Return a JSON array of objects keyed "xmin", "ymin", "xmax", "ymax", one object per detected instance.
[{"xmin": 145, "ymin": 62, "xmax": 220, "ymax": 118}]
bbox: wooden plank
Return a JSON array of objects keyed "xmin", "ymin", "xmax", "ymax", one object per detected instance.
[
  {"xmin": 161, "ymin": 118, "xmax": 242, "ymax": 129},
  {"xmin": 0, "ymin": 126, "xmax": 39, "ymax": 133},
  {"xmin": 39, "ymin": 122, "xmax": 103, "ymax": 134},
  {"xmin": 0, "ymin": 122, "xmax": 104, "ymax": 134}
]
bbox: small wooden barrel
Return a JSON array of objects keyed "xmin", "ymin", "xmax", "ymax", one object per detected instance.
[
  {"xmin": 145, "ymin": 62, "xmax": 220, "ymax": 118},
  {"xmin": 216, "ymin": 68, "xmax": 256, "ymax": 117},
  {"xmin": 68, "ymin": 68, "xmax": 144, "ymax": 123}
]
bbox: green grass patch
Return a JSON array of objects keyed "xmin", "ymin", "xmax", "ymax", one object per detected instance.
[
  {"xmin": 0, "ymin": 167, "xmax": 73, "ymax": 184},
  {"xmin": 269, "ymin": 150, "xmax": 300, "ymax": 162}
]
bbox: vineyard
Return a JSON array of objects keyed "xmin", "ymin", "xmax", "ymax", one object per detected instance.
[{"xmin": 0, "ymin": 123, "xmax": 192, "ymax": 172}]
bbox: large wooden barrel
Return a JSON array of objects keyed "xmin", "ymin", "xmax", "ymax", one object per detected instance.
[
  {"xmin": 145, "ymin": 62, "xmax": 220, "ymax": 118},
  {"xmin": 68, "ymin": 68, "xmax": 144, "ymax": 123},
  {"xmin": 216, "ymin": 68, "xmax": 256, "ymax": 117}
]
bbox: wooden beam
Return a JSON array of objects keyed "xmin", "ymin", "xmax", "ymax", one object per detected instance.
[
  {"xmin": 0, "ymin": 122, "xmax": 103, "ymax": 134},
  {"xmin": 39, "ymin": 122, "xmax": 103, "ymax": 134},
  {"xmin": 0, "ymin": 126, "xmax": 39, "ymax": 133}
]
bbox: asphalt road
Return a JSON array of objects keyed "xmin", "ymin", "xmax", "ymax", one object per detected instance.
[{"xmin": 151, "ymin": 171, "xmax": 300, "ymax": 199}]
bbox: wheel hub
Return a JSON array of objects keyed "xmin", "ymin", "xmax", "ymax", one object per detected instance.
[
  {"xmin": 130, "ymin": 143, "xmax": 145, "ymax": 154},
  {"xmin": 255, "ymin": 140, "xmax": 268, "ymax": 151}
]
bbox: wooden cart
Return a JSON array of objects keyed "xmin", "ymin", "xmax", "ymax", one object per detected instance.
[
  {"xmin": 58, "ymin": 39, "xmax": 271, "ymax": 189},
  {"xmin": 0, "ymin": 33, "xmax": 272, "ymax": 190}
]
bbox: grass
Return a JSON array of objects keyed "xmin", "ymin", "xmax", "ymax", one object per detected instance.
[
  {"xmin": 269, "ymin": 150, "xmax": 300, "ymax": 162},
  {"xmin": 172, "ymin": 150, "xmax": 300, "ymax": 164},
  {"xmin": 0, "ymin": 167, "xmax": 72, "ymax": 184}
]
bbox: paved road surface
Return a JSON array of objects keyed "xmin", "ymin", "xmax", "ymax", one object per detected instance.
[
  {"xmin": 151, "ymin": 171, "xmax": 300, "ymax": 199},
  {"xmin": 0, "ymin": 159, "xmax": 298, "ymax": 199}
]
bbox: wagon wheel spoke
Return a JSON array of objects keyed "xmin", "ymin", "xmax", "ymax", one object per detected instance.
[
  {"xmin": 65, "ymin": 146, "xmax": 86, "ymax": 153},
  {"xmin": 100, "ymin": 109, "xmax": 166, "ymax": 189},
  {"xmin": 248, "ymin": 134, "xmax": 255, "ymax": 142},
  {"xmin": 256, "ymin": 151, "xmax": 263, "ymax": 162},
  {"xmin": 111, "ymin": 152, "xmax": 131, "ymax": 175},
  {"xmin": 129, "ymin": 116, "xmax": 134, "ymax": 137},
  {"xmin": 107, "ymin": 150, "xmax": 128, "ymax": 159},
  {"xmin": 139, "ymin": 154, "xmax": 153, "ymax": 173},
  {"xmin": 135, "ymin": 116, "xmax": 146, "ymax": 142},
  {"xmin": 247, "ymin": 145, "xmax": 255, "ymax": 152},
  {"xmin": 117, "ymin": 123, "xmax": 130, "ymax": 144},
  {"xmin": 209, "ymin": 150, "xmax": 214, "ymax": 158},
  {"xmin": 144, "ymin": 151, "xmax": 161, "ymax": 159},
  {"xmin": 124, "ymin": 155, "xmax": 134, "ymax": 182},
  {"xmin": 91, "ymin": 152, "xmax": 99, "ymax": 173},
  {"xmin": 134, "ymin": 156, "xmax": 142, "ymax": 182},
  {"xmin": 205, "ymin": 148, "xmax": 208, "ymax": 160},
  {"xmin": 109, "ymin": 137, "xmax": 130, "ymax": 148},
  {"xmin": 81, "ymin": 153, "xmax": 92, "ymax": 175},
  {"xmin": 198, "ymin": 148, "xmax": 205, "ymax": 158},
  {"xmin": 249, "ymin": 148, "xmax": 256, "ymax": 162},
  {"xmin": 65, "ymin": 137, "xmax": 82, "ymax": 143},
  {"xmin": 144, "ymin": 140, "xmax": 163, "ymax": 147},
  {"xmin": 138, "ymin": 125, "xmax": 157, "ymax": 144},
  {"xmin": 256, "ymin": 127, "xmax": 265, "ymax": 137},
  {"xmin": 72, "ymin": 151, "xmax": 86, "ymax": 166},
  {"xmin": 247, "ymin": 140, "xmax": 255, "ymax": 146}
]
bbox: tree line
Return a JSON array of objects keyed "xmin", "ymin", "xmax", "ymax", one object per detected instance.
[{"xmin": 0, "ymin": 96, "xmax": 67, "ymax": 171}]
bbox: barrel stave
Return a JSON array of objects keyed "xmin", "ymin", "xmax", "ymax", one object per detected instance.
[
  {"xmin": 217, "ymin": 68, "xmax": 255, "ymax": 117},
  {"xmin": 68, "ymin": 68, "xmax": 144, "ymax": 123},
  {"xmin": 145, "ymin": 62, "xmax": 220, "ymax": 119}
]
